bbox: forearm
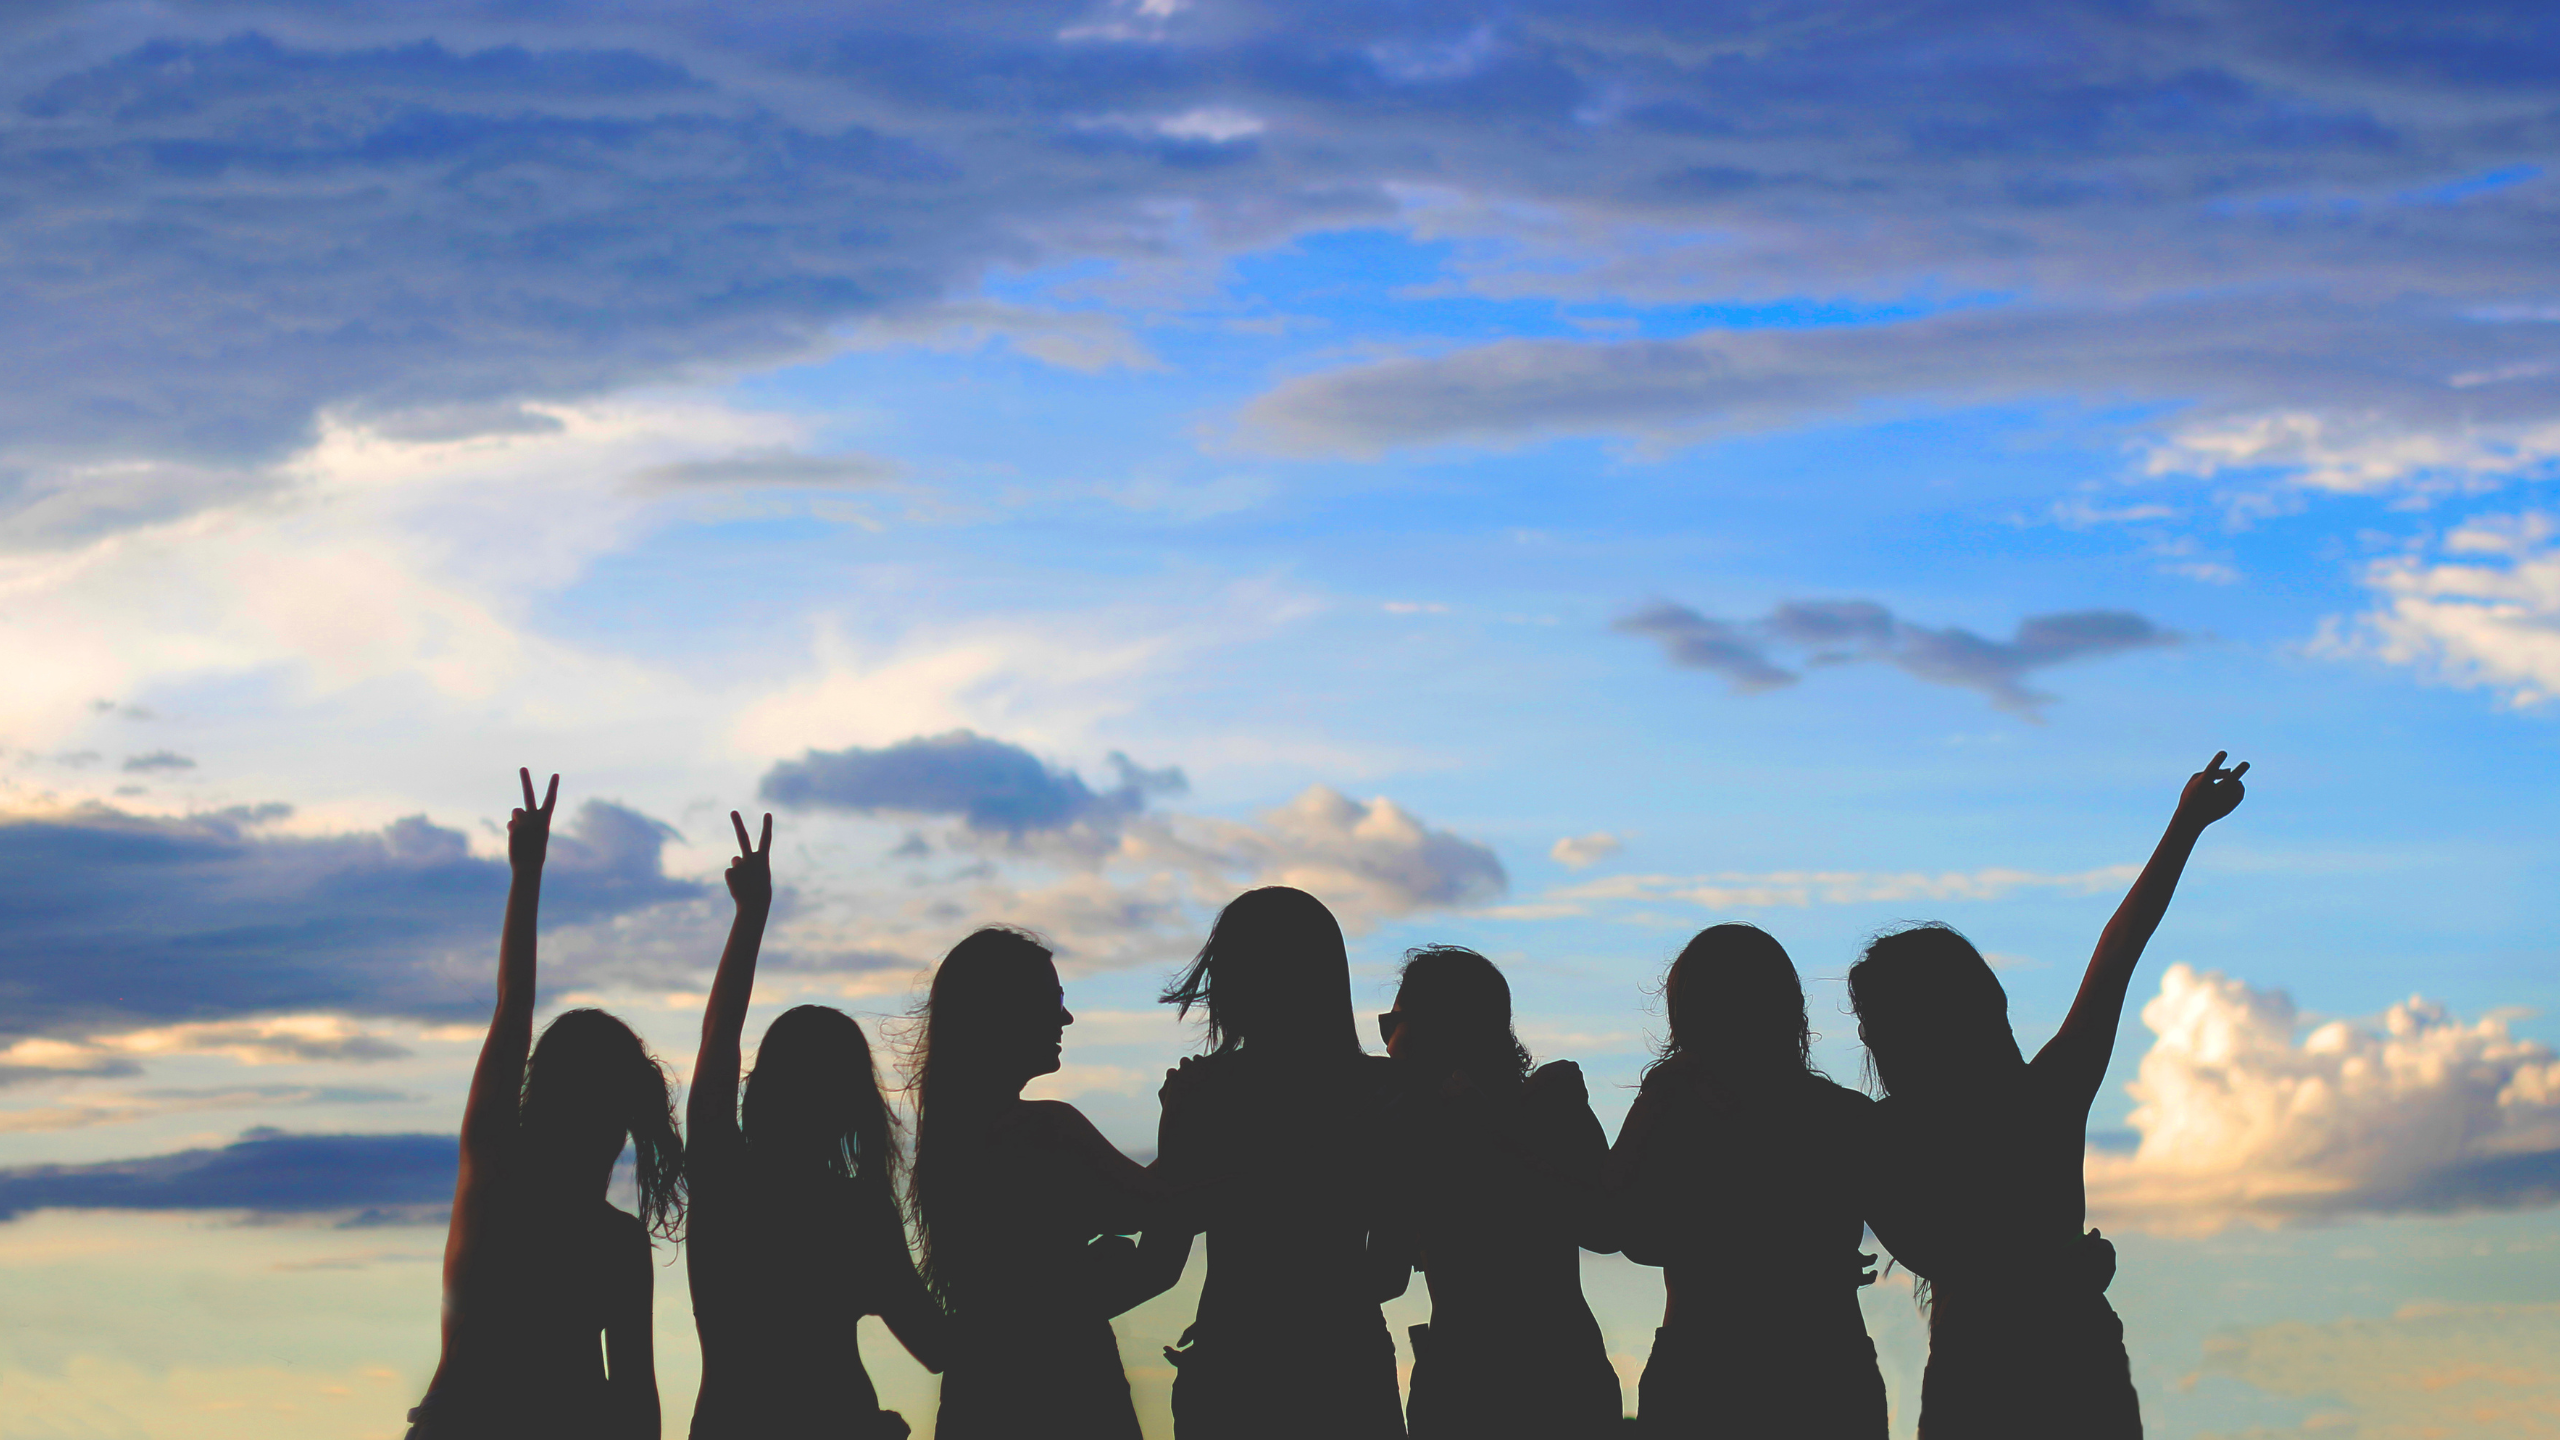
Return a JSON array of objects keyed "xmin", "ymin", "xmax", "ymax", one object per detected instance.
[
  {"xmin": 2070, "ymin": 819, "xmax": 2204, "ymax": 1031},
  {"xmin": 689, "ymin": 903, "xmax": 767, "ymax": 1125}
]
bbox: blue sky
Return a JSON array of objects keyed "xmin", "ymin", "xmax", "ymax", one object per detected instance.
[{"xmin": 2, "ymin": 2, "xmax": 2558, "ymax": 1436}]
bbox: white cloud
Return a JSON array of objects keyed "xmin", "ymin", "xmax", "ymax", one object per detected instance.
[
  {"xmin": 2087, "ymin": 964, "xmax": 2560, "ymax": 1232},
  {"xmin": 2329, "ymin": 513, "xmax": 2560, "ymax": 707},
  {"xmin": 2146, "ymin": 411, "xmax": 2560, "ymax": 496},
  {"xmin": 1121, "ymin": 785, "xmax": 1507, "ymax": 931},
  {"xmin": 1550, "ymin": 832, "xmax": 1623, "ymax": 869}
]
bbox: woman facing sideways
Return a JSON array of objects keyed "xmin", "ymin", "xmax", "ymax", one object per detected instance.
[
  {"xmin": 1155, "ymin": 886, "xmax": 1405, "ymax": 1440},
  {"xmin": 685, "ymin": 812, "xmax": 945, "ymax": 1440},
  {"xmin": 1605, "ymin": 923, "xmax": 1885, "ymax": 1439},
  {"xmin": 911, "ymin": 926, "xmax": 1195, "ymax": 1440},
  {"xmin": 1853, "ymin": 752, "xmax": 2248, "ymax": 1439},
  {"xmin": 1375, "ymin": 946, "xmax": 1620, "ymax": 1440},
  {"xmin": 408, "ymin": 771, "xmax": 684, "ymax": 1440}
]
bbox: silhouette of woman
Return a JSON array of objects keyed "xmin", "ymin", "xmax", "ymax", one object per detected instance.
[
  {"xmin": 1604, "ymin": 923, "xmax": 1885, "ymax": 1439},
  {"xmin": 1374, "ymin": 946, "xmax": 1619, "ymax": 1440},
  {"xmin": 1155, "ymin": 885, "xmax": 1404, "ymax": 1440},
  {"xmin": 407, "ymin": 771, "xmax": 684, "ymax": 1440},
  {"xmin": 912, "ymin": 926, "xmax": 1194, "ymax": 1440},
  {"xmin": 685, "ymin": 812, "xmax": 946, "ymax": 1440},
  {"xmin": 1852, "ymin": 752, "xmax": 2249, "ymax": 1439}
]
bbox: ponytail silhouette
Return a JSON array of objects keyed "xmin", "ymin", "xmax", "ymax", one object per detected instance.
[{"xmin": 408, "ymin": 771, "xmax": 677, "ymax": 1440}]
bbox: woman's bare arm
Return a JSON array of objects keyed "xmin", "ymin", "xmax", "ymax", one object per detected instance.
[
  {"xmin": 439, "ymin": 771, "xmax": 555, "ymax": 1345},
  {"xmin": 2038, "ymin": 752, "xmax": 2249, "ymax": 1106},
  {"xmin": 686, "ymin": 813, "xmax": 772, "ymax": 1153},
  {"xmin": 863, "ymin": 1182, "xmax": 949, "ymax": 1371},
  {"xmin": 604, "ymin": 1217, "xmax": 660, "ymax": 1438}
]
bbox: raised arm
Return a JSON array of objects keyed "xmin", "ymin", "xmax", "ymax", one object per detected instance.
[
  {"xmin": 439, "ymin": 770, "xmax": 556, "ymax": 1355},
  {"xmin": 460, "ymin": 769, "xmax": 556, "ymax": 1161},
  {"xmin": 2037, "ymin": 751, "xmax": 2249, "ymax": 1104},
  {"xmin": 687, "ymin": 812, "xmax": 773, "ymax": 1151}
]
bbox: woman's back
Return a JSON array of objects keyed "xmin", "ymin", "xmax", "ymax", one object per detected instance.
[
  {"xmin": 439, "ymin": 1173, "xmax": 644, "ymax": 1429},
  {"xmin": 1866, "ymin": 1068, "xmax": 2091, "ymax": 1291},
  {"xmin": 1186, "ymin": 1048, "xmax": 1396, "ymax": 1322},
  {"xmin": 688, "ymin": 1149, "xmax": 895, "ymax": 1423},
  {"xmin": 1392, "ymin": 1066, "xmax": 1602, "ymax": 1321},
  {"xmin": 1630, "ymin": 1071, "xmax": 1876, "ymax": 1311}
]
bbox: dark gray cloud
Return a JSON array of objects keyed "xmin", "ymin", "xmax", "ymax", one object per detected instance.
[
  {"xmin": 2, "ymin": 2, "xmax": 2558, "ymax": 509},
  {"xmin": 119, "ymin": 750, "xmax": 195, "ymax": 774},
  {"xmin": 0, "ymin": 800, "xmax": 704, "ymax": 1040},
  {"xmin": 0, "ymin": 1129, "xmax": 452, "ymax": 1221},
  {"xmin": 1618, "ymin": 598, "xmax": 2177, "ymax": 712},
  {"xmin": 759, "ymin": 730, "xmax": 1185, "ymax": 836}
]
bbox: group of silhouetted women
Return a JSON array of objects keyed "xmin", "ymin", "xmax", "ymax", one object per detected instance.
[{"xmin": 409, "ymin": 753, "xmax": 2249, "ymax": 1439}]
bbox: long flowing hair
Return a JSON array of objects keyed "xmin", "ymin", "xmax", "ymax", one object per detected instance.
[
  {"xmin": 1158, "ymin": 886, "xmax": 1362, "ymax": 1055},
  {"xmin": 1392, "ymin": 945, "xmax": 1533, "ymax": 1086},
  {"xmin": 906, "ymin": 925, "xmax": 1057, "ymax": 1304},
  {"xmin": 519, "ymin": 1007, "xmax": 686, "ymax": 1241},
  {"xmin": 742, "ymin": 1004, "xmax": 901, "ymax": 1195},
  {"xmin": 1846, "ymin": 922, "xmax": 2023, "ymax": 1098},
  {"xmin": 1647, "ymin": 923, "xmax": 1820, "ymax": 1084}
]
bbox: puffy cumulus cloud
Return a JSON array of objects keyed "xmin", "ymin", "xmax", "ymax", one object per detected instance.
[
  {"xmin": 2087, "ymin": 965, "xmax": 2560, "ymax": 1232},
  {"xmin": 1122, "ymin": 785, "xmax": 1506, "ymax": 929},
  {"xmin": 1618, "ymin": 597, "xmax": 2177, "ymax": 713},
  {"xmin": 2198, "ymin": 1302, "xmax": 2560, "ymax": 1440},
  {"xmin": 760, "ymin": 730, "xmax": 1186, "ymax": 837},
  {"xmin": 0, "ymin": 800, "xmax": 704, "ymax": 1040},
  {"xmin": 5, "ymin": 4, "xmax": 2560, "ymax": 504},
  {"xmin": 1550, "ymin": 832, "xmax": 1622, "ymax": 870},
  {"xmin": 0, "ymin": 1130, "xmax": 452, "ymax": 1221},
  {"xmin": 2328, "ymin": 512, "xmax": 2560, "ymax": 708}
]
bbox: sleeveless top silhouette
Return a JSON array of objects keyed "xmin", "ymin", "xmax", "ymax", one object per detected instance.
[
  {"xmin": 933, "ymin": 1100, "xmax": 1148, "ymax": 1440},
  {"xmin": 687, "ymin": 1141, "xmax": 912, "ymax": 1440},
  {"xmin": 1867, "ymin": 1063, "xmax": 2138, "ymax": 1439},
  {"xmin": 1615, "ymin": 1068, "xmax": 1884, "ymax": 1439},
  {"xmin": 1386, "ymin": 1061, "xmax": 1620, "ymax": 1440},
  {"xmin": 410, "ymin": 1174, "xmax": 649, "ymax": 1439},
  {"xmin": 1165, "ymin": 1049, "xmax": 1403, "ymax": 1440}
]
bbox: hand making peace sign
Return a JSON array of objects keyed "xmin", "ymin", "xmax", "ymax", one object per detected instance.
[
  {"xmin": 2172, "ymin": 750, "xmax": 2249, "ymax": 832},
  {"xmin": 508, "ymin": 768, "xmax": 559, "ymax": 873},
  {"xmin": 726, "ymin": 810, "xmax": 774, "ymax": 912}
]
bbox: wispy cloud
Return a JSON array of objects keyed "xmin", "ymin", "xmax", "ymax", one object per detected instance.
[{"xmin": 1617, "ymin": 598, "xmax": 2178, "ymax": 713}]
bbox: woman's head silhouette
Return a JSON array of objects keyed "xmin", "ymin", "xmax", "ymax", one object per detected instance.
[
  {"xmin": 1159, "ymin": 886, "xmax": 1360, "ymax": 1055},
  {"xmin": 1847, "ymin": 923, "xmax": 2024, "ymax": 1097},
  {"xmin": 1387, "ymin": 946, "xmax": 1532, "ymax": 1085},
  {"xmin": 742, "ymin": 1004, "xmax": 900, "ymax": 1189},
  {"xmin": 518, "ymin": 1007, "xmax": 685, "ymax": 1239},
  {"xmin": 1652, "ymin": 922, "xmax": 1816, "ymax": 1080}
]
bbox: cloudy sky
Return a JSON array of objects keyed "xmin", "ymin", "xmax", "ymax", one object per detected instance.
[{"xmin": 3, "ymin": 1, "xmax": 2558, "ymax": 1435}]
